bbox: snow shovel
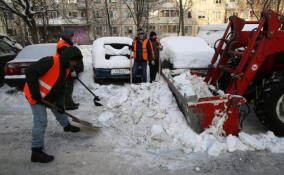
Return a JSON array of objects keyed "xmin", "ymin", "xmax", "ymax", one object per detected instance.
[
  {"xmin": 76, "ymin": 78, "xmax": 103, "ymax": 106},
  {"xmin": 158, "ymin": 48, "xmax": 161, "ymax": 81},
  {"xmin": 130, "ymin": 50, "xmax": 133, "ymax": 84},
  {"xmin": 41, "ymin": 99, "xmax": 102, "ymax": 128}
]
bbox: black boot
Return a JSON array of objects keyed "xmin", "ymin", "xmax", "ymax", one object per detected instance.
[
  {"xmin": 31, "ymin": 147, "xmax": 54, "ymax": 163},
  {"xmin": 64, "ymin": 123, "xmax": 80, "ymax": 133},
  {"xmin": 72, "ymin": 102, "xmax": 80, "ymax": 107},
  {"xmin": 65, "ymin": 105, "xmax": 79, "ymax": 110}
]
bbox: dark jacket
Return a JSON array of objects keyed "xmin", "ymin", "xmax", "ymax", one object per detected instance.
[
  {"xmin": 25, "ymin": 46, "xmax": 83, "ymax": 107},
  {"xmin": 147, "ymin": 39, "xmax": 159, "ymax": 62}
]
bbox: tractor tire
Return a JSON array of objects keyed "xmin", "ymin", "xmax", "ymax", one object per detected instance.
[{"xmin": 254, "ymin": 73, "xmax": 284, "ymax": 136}]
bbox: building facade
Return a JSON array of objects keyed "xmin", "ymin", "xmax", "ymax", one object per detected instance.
[{"xmin": 1, "ymin": 0, "xmax": 275, "ymax": 45}]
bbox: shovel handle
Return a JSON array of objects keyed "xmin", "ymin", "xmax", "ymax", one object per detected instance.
[
  {"xmin": 77, "ymin": 78, "xmax": 98, "ymax": 98},
  {"xmin": 41, "ymin": 99, "xmax": 93, "ymax": 127}
]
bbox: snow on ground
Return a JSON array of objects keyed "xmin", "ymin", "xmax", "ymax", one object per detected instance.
[
  {"xmin": 160, "ymin": 37, "xmax": 214, "ymax": 68},
  {"xmin": 0, "ymin": 45, "xmax": 284, "ymax": 174}
]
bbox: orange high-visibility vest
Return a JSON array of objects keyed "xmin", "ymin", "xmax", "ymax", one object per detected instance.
[
  {"xmin": 133, "ymin": 39, "xmax": 148, "ymax": 61},
  {"xmin": 24, "ymin": 56, "xmax": 70, "ymax": 104},
  {"xmin": 56, "ymin": 39, "xmax": 71, "ymax": 56},
  {"xmin": 148, "ymin": 39, "xmax": 160, "ymax": 60}
]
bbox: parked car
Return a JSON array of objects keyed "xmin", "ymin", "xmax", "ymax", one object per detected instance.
[
  {"xmin": 0, "ymin": 39, "xmax": 19, "ymax": 87},
  {"xmin": 0, "ymin": 33, "xmax": 23, "ymax": 52},
  {"xmin": 4, "ymin": 43, "xmax": 56, "ymax": 88},
  {"xmin": 92, "ymin": 37, "xmax": 133, "ymax": 82}
]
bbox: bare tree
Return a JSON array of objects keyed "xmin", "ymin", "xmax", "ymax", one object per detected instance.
[
  {"xmin": 104, "ymin": 0, "xmax": 112, "ymax": 36},
  {"xmin": 247, "ymin": 0, "xmax": 284, "ymax": 20},
  {"xmin": 122, "ymin": 0, "xmax": 164, "ymax": 32},
  {"xmin": 175, "ymin": 0, "xmax": 192, "ymax": 36}
]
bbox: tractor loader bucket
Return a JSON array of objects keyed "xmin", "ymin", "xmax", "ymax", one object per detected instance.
[{"xmin": 162, "ymin": 70, "xmax": 246, "ymax": 135}]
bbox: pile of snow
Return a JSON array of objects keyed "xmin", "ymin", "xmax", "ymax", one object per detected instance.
[
  {"xmin": 170, "ymin": 71, "xmax": 213, "ymax": 99},
  {"xmin": 160, "ymin": 37, "xmax": 214, "ymax": 68},
  {"xmin": 92, "ymin": 37, "xmax": 132, "ymax": 69},
  {"xmin": 11, "ymin": 43, "xmax": 56, "ymax": 62},
  {"xmin": 198, "ymin": 24, "xmax": 228, "ymax": 48},
  {"xmin": 198, "ymin": 23, "xmax": 260, "ymax": 48},
  {"xmin": 75, "ymin": 46, "xmax": 284, "ymax": 157}
]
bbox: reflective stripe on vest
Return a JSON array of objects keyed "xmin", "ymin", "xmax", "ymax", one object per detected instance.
[
  {"xmin": 148, "ymin": 39, "xmax": 160, "ymax": 60},
  {"xmin": 23, "ymin": 56, "xmax": 70, "ymax": 104},
  {"xmin": 133, "ymin": 39, "xmax": 148, "ymax": 61},
  {"xmin": 56, "ymin": 39, "xmax": 71, "ymax": 56}
]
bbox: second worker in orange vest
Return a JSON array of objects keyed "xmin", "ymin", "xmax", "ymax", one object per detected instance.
[
  {"xmin": 147, "ymin": 31, "xmax": 161, "ymax": 83},
  {"xmin": 131, "ymin": 28, "xmax": 148, "ymax": 83}
]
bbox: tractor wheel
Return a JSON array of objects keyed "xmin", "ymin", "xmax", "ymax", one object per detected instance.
[{"xmin": 254, "ymin": 73, "xmax": 284, "ymax": 136}]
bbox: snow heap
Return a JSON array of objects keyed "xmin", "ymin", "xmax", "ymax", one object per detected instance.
[
  {"xmin": 198, "ymin": 23, "xmax": 260, "ymax": 48},
  {"xmin": 171, "ymin": 71, "xmax": 213, "ymax": 99},
  {"xmin": 74, "ymin": 45, "xmax": 284, "ymax": 157},
  {"xmin": 197, "ymin": 24, "xmax": 228, "ymax": 48},
  {"xmin": 160, "ymin": 37, "xmax": 214, "ymax": 69},
  {"xmin": 92, "ymin": 37, "xmax": 133, "ymax": 69}
]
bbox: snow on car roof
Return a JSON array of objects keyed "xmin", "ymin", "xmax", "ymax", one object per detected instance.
[
  {"xmin": 160, "ymin": 36, "xmax": 214, "ymax": 69},
  {"xmin": 93, "ymin": 37, "xmax": 133, "ymax": 45},
  {"xmin": 92, "ymin": 37, "xmax": 132, "ymax": 69},
  {"xmin": 13, "ymin": 43, "xmax": 56, "ymax": 61}
]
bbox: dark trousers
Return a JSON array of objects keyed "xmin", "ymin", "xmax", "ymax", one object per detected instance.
[
  {"xmin": 132, "ymin": 60, "xmax": 147, "ymax": 83},
  {"xmin": 64, "ymin": 77, "xmax": 74, "ymax": 107},
  {"xmin": 149, "ymin": 60, "xmax": 159, "ymax": 83}
]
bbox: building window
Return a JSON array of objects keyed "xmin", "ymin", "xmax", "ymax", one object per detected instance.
[
  {"xmin": 213, "ymin": 11, "xmax": 221, "ymax": 19},
  {"xmin": 109, "ymin": 0, "xmax": 117, "ymax": 3},
  {"xmin": 112, "ymin": 27, "xmax": 119, "ymax": 35},
  {"xmin": 94, "ymin": 0, "xmax": 101, "ymax": 3},
  {"xmin": 48, "ymin": 11, "xmax": 58, "ymax": 19},
  {"xmin": 81, "ymin": 11, "xmax": 85, "ymax": 17},
  {"xmin": 94, "ymin": 10, "xmax": 102, "ymax": 18},
  {"xmin": 110, "ymin": 10, "xmax": 118, "ymax": 19},
  {"xmin": 68, "ymin": 0, "xmax": 77, "ymax": 3},
  {"xmin": 184, "ymin": 26, "xmax": 192, "ymax": 35},
  {"xmin": 72, "ymin": 12, "xmax": 78, "ymax": 17},
  {"xmin": 198, "ymin": 11, "xmax": 205, "ymax": 19},
  {"xmin": 188, "ymin": 11, "xmax": 192, "ymax": 18},
  {"xmin": 124, "ymin": 26, "xmax": 133, "ymax": 35},
  {"xmin": 124, "ymin": 11, "xmax": 132, "ymax": 18},
  {"xmin": 95, "ymin": 27, "xmax": 102, "ymax": 36},
  {"xmin": 215, "ymin": 0, "xmax": 222, "ymax": 3},
  {"xmin": 149, "ymin": 25, "xmax": 155, "ymax": 32},
  {"xmin": 125, "ymin": 0, "xmax": 132, "ymax": 2},
  {"xmin": 160, "ymin": 10, "xmax": 178, "ymax": 17},
  {"xmin": 160, "ymin": 25, "xmax": 178, "ymax": 33}
]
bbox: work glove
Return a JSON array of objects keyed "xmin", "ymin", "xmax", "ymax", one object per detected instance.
[
  {"xmin": 32, "ymin": 93, "xmax": 42, "ymax": 103},
  {"xmin": 129, "ymin": 45, "xmax": 133, "ymax": 51},
  {"xmin": 151, "ymin": 60, "xmax": 155, "ymax": 65},
  {"xmin": 159, "ymin": 45, "xmax": 163, "ymax": 51},
  {"xmin": 56, "ymin": 106, "xmax": 65, "ymax": 114},
  {"xmin": 70, "ymin": 71, "xmax": 77, "ymax": 78}
]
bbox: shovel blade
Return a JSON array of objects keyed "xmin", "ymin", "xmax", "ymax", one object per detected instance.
[{"xmin": 188, "ymin": 95, "xmax": 246, "ymax": 135}]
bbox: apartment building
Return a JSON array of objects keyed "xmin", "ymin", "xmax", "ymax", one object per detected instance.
[{"xmin": 0, "ymin": 0, "xmax": 265, "ymax": 45}]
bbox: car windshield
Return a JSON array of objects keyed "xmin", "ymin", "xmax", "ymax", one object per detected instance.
[
  {"xmin": 15, "ymin": 44, "xmax": 56, "ymax": 60},
  {"xmin": 0, "ymin": 40, "xmax": 15, "ymax": 55}
]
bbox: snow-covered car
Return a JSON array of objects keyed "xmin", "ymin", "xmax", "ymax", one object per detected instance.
[
  {"xmin": 160, "ymin": 36, "xmax": 215, "ymax": 69},
  {"xmin": 0, "ymin": 33, "xmax": 23, "ymax": 52},
  {"xmin": 4, "ymin": 43, "xmax": 56, "ymax": 88},
  {"xmin": 0, "ymin": 39, "xmax": 18, "ymax": 87},
  {"xmin": 92, "ymin": 37, "xmax": 132, "ymax": 82}
]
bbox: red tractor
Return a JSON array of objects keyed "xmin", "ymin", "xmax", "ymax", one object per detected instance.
[
  {"xmin": 164, "ymin": 10, "xmax": 284, "ymax": 136},
  {"xmin": 202, "ymin": 10, "xmax": 284, "ymax": 136}
]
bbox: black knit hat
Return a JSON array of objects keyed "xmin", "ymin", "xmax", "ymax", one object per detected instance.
[
  {"xmin": 150, "ymin": 31, "xmax": 157, "ymax": 37},
  {"xmin": 137, "ymin": 28, "xmax": 144, "ymax": 35}
]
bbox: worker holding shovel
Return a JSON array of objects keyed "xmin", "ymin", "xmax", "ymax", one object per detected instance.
[{"xmin": 24, "ymin": 46, "xmax": 83, "ymax": 163}]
